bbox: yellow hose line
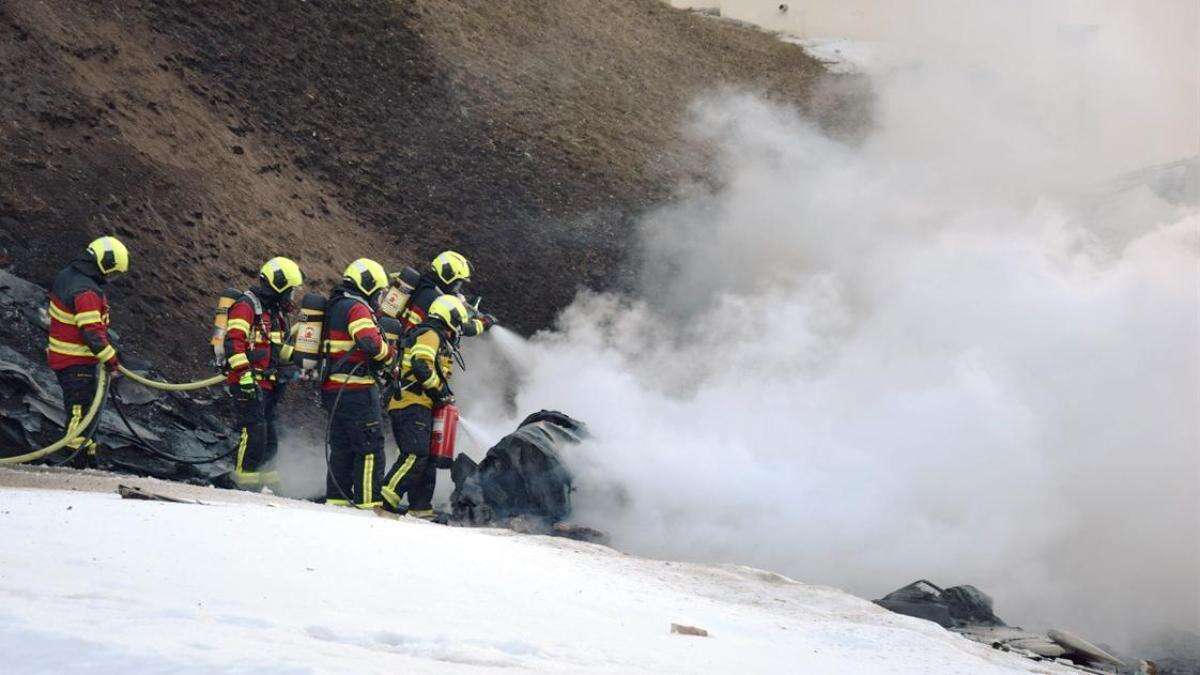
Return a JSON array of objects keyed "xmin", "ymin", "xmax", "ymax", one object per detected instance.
[
  {"xmin": 117, "ymin": 365, "xmax": 224, "ymax": 392},
  {"xmin": 0, "ymin": 366, "xmax": 108, "ymax": 465}
]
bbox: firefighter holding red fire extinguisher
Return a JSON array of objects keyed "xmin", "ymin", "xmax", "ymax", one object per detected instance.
[{"xmin": 380, "ymin": 294, "xmax": 469, "ymax": 519}]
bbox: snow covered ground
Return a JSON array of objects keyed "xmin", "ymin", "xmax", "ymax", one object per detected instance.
[{"xmin": 0, "ymin": 486, "xmax": 1076, "ymax": 674}]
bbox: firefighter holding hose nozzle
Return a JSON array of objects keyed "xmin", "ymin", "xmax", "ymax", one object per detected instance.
[
  {"xmin": 46, "ymin": 236, "xmax": 129, "ymax": 467},
  {"xmin": 322, "ymin": 258, "xmax": 394, "ymax": 508},
  {"xmin": 381, "ymin": 294, "xmax": 469, "ymax": 519},
  {"xmin": 395, "ymin": 250, "xmax": 497, "ymax": 337},
  {"xmin": 221, "ymin": 257, "xmax": 304, "ymax": 492}
]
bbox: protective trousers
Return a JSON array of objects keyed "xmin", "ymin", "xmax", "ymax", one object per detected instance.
[
  {"xmin": 381, "ymin": 405, "xmax": 435, "ymax": 516},
  {"xmin": 321, "ymin": 387, "xmax": 384, "ymax": 508},
  {"xmin": 56, "ymin": 364, "xmax": 101, "ymax": 465},
  {"xmin": 230, "ymin": 382, "xmax": 285, "ymax": 490}
]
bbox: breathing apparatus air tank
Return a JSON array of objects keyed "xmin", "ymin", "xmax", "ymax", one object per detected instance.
[
  {"xmin": 379, "ymin": 265, "xmax": 420, "ymax": 319},
  {"xmin": 210, "ymin": 288, "xmax": 243, "ymax": 364},
  {"xmin": 430, "ymin": 403, "xmax": 460, "ymax": 469},
  {"xmin": 292, "ymin": 291, "xmax": 328, "ymax": 375}
]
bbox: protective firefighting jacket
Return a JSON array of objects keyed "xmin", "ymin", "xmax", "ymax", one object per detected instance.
[
  {"xmin": 223, "ymin": 289, "xmax": 289, "ymax": 390},
  {"xmin": 322, "ymin": 289, "xmax": 392, "ymax": 392},
  {"xmin": 387, "ymin": 324, "xmax": 454, "ymax": 411},
  {"xmin": 46, "ymin": 260, "xmax": 117, "ymax": 371},
  {"xmin": 401, "ymin": 274, "xmax": 486, "ymax": 337}
]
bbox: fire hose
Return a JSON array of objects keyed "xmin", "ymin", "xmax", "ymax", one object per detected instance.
[
  {"xmin": 324, "ymin": 361, "xmax": 366, "ymax": 507},
  {"xmin": 1, "ymin": 363, "xmax": 224, "ymax": 466},
  {"xmin": 0, "ymin": 365, "xmax": 109, "ymax": 465},
  {"xmin": 117, "ymin": 365, "xmax": 224, "ymax": 391}
]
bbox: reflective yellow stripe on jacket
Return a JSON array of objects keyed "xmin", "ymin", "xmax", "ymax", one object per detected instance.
[
  {"xmin": 47, "ymin": 336, "xmax": 94, "ymax": 357},
  {"xmin": 327, "ymin": 373, "xmax": 376, "ymax": 386},
  {"xmin": 74, "ymin": 310, "xmax": 103, "ymax": 326},
  {"xmin": 348, "ymin": 317, "xmax": 376, "ymax": 338},
  {"xmin": 48, "ymin": 303, "xmax": 75, "ymax": 325}
]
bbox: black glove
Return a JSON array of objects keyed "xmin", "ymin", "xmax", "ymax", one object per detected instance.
[{"xmin": 478, "ymin": 313, "xmax": 498, "ymax": 332}]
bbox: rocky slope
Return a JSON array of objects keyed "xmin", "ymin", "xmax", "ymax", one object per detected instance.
[{"xmin": 0, "ymin": 0, "xmax": 863, "ymax": 375}]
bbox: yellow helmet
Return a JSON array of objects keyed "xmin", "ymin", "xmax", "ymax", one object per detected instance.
[
  {"xmin": 343, "ymin": 258, "xmax": 388, "ymax": 297},
  {"xmin": 259, "ymin": 256, "xmax": 304, "ymax": 294},
  {"xmin": 430, "ymin": 250, "xmax": 472, "ymax": 289},
  {"xmin": 86, "ymin": 236, "xmax": 129, "ymax": 276},
  {"xmin": 428, "ymin": 294, "xmax": 469, "ymax": 333}
]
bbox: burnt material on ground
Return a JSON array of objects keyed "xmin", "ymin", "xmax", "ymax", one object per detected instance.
[
  {"xmin": 874, "ymin": 580, "xmax": 1180, "ymax": 674},
  {"xmin": 450, "ymin": 410, "xmax": 596, "ymax": 539},
  {"xmin": 0, "ymin": 269, "xmax": 232, "ymax": 481}
]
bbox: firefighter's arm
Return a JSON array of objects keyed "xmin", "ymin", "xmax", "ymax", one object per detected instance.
[
  {"xmin": 347, "ymin": 304, "xmax": 391, "ymax": 363},
  {"xmin": 73, "ymin": 290, "xmax": 117, "ymax": 366},
  {"xmin": 460, "ymin": 312, "xmax": 497, "ymax": 337},
  {"xmin": 223, "ymin": 300, "xmax": 254, "ymax": 375},
  {"xmin": 409, "ymin": 331, "xmax": 443, "ymax": 394}
]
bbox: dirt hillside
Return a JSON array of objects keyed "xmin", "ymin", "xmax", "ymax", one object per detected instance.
[{"xmin": 0, "ymin": 0, "xmax": 861, "ymax": 373}]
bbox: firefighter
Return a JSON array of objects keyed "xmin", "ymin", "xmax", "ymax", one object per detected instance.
[
  {"xmin": 322, "ymin": 258, "xmax": 393, "ymax": 508},
  {"xmin": 381, "ymin": 294, "xmax": 469, "ymax": 519},
  {"xmin": 223, "ymin": 256, "xmax": 304, "ymax": 491},
  {"xmin": 46, "ymin": 236, "xmax": 129, "ymax": 466},
  {"xmin": 399, "ymin": 250, "xmax": 497, "ymax": 337}
]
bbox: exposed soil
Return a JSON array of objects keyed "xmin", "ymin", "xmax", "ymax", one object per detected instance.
[{"xmin": 0, "ymin": 0, "xmax": 865, "ymax": 375}]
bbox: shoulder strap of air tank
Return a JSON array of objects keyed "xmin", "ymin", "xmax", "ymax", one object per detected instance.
[{"xmin": 243, "ymin": 289, "xmax": 264, "ymax": 317}]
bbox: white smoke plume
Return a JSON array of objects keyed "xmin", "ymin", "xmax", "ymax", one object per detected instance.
[{"xmin": 456, "ymin": 2, "xmax": 1198, "ymax": 649}]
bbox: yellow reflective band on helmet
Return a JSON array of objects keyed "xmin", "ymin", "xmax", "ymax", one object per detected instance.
[
  {"xmin": 343, "ymin": 258, "xmax": 387, "ymax": 296},
  {"xmin": 94, "ymin": 345, "xmax": 116, "ymax": 362},
  {"xmin": 427, "ymin": 294, "xmax": 469, "ymax": 332},
  {"xmin": 74, "ymin": 310, "xmax": 103, "ymax": 326},
  {"xmin": 227, "ymin": 352, "xmax": 250, "ymax": 370},
  {"xmin": 327, "ymin": 373, "xmax": 375, "ymax": 385},
  {"xmin": 430, "ymin": 250, "xmax": 471, "ymax": 285},
  {"xmin": 47, "ymin": 337, "xmax": 95, "ymax": 357},
  {"xmin": 87, "ymin": 236, "xmax": 130, "ymax": 275},
  {"xmin": 226, "ymin": 318, "xmax": 252, "ymax": 335},
  {"xmin": 348, "ymin": 317, "xmax": 376, "ymax": 337},
  {"xmin": 260, "ymin": 257, "xmax": 304, "ymax": 293},
  {"xmin": 47, "ymin": 304, "xmax": 75, "ymax": 324}
]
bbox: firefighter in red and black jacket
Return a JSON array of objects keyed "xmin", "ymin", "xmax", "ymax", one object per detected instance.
[
  {"xmin": 223, "ymin": 257, "xmax": 304, "ymax": 491},
  {"xmin": 46, "ymin": 236, "xmax": 129, "ymax": 465},
  {"xmin": 321, "ymin": 258, "xmax": 394, "ymax": 508},
  {"xmin": 400, "ymin": 250, "xmax": 497, "ymax": 337}
]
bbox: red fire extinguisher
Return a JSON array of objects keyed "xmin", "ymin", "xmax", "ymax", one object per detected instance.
[{"xmin": 430, "ymin": 403, "xmax": 459, "ymax": 469}]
